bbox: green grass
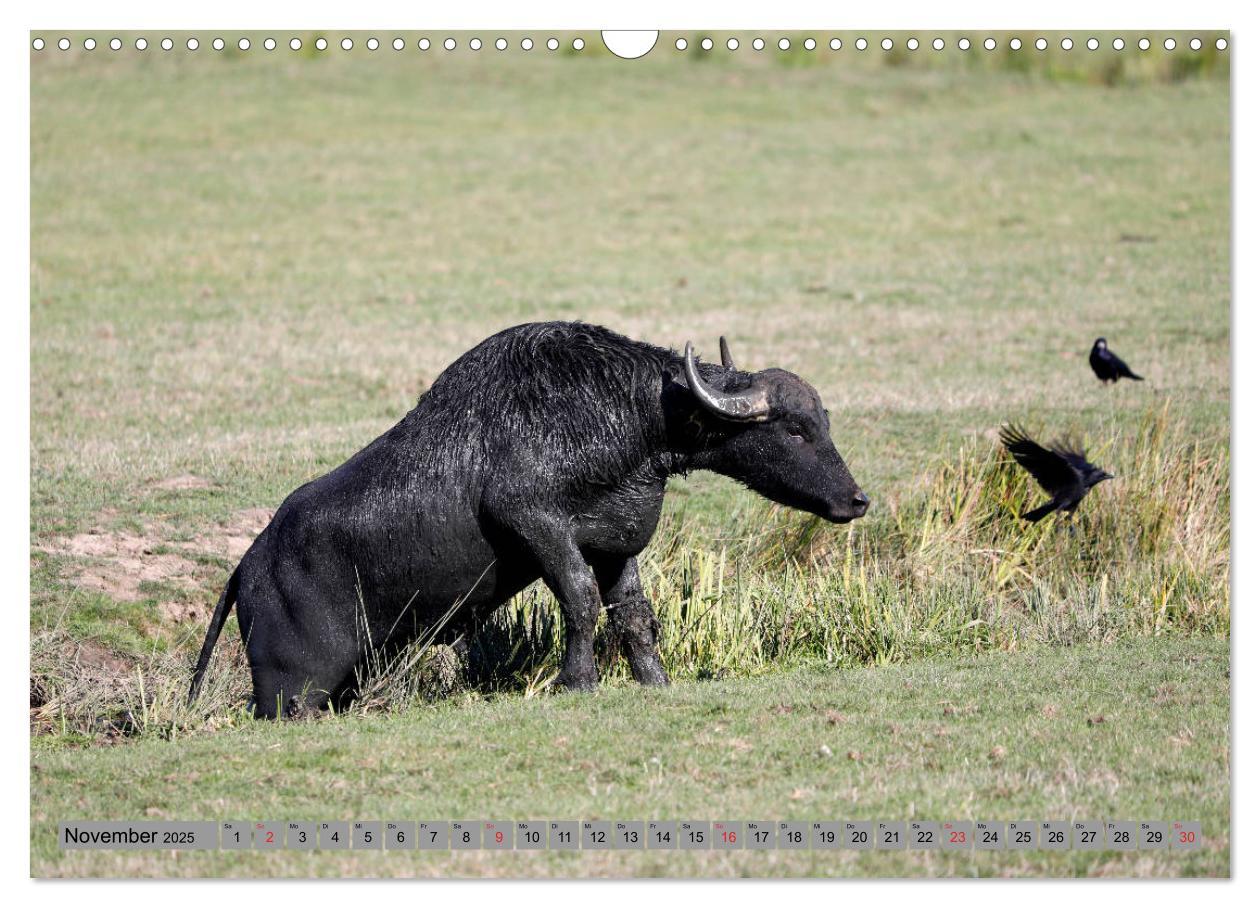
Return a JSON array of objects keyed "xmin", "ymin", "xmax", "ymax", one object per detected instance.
[
  {"xmin": 29, "ymin": 34, "xmax": 1229, "ymax": 877},
  {"xmin": 31, "ymin": 637, "xmax": 1229, "ymax": 877}
]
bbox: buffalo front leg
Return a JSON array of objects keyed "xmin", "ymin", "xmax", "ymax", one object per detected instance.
[
  {"xmin": 595, "ymin": 557, "xmax": 669, "ymax": 686},
  {"xmin": 523, "ymin": 535, "xmax": 603, "ymax": 691}
]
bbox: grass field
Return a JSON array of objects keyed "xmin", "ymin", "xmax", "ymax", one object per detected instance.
[{"xmin": 29, "ymin": 33, "xmax": 1230, "ymax": 878}]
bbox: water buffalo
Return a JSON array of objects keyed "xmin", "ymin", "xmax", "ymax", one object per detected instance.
[{"xmin": 190, "ymin": 321, "xmax": 869, "ymax": 717}]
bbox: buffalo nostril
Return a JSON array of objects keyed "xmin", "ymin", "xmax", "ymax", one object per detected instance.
[{"xmin": 852, "ymin": 491, "xmax": 870, "ymax": 511}]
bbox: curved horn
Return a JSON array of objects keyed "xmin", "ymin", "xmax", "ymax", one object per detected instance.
[
  {"xmin": 719, "ymin": 336, "xmax": 735, "ymax": 370},
  {"xmin": 683, "ymin": 341, "xmax": 771, "ymax": 422}
]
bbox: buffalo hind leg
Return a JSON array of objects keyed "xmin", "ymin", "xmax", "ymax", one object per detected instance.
[{"xmin": 595, "ymin": 557, "xmax": 669, "ymax": 686}]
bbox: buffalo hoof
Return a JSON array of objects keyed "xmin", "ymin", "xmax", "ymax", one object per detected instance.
[
  {"xmin": 630, "ymin": 663, "xmax": 670, "ymax": 686},
  {"xmin": 554, "ymin": 672, "xmax": 599, "ymax": 693}
]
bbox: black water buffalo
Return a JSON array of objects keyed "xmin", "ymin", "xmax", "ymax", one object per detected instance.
[{"xmin": 190, "ymin": 321, "xmax": 868, "ymax": 717}]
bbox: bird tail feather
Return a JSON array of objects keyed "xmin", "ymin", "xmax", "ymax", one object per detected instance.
[{"xmin": 1021, "ymin": 501, "xmax": 1058, "ymax": 523}]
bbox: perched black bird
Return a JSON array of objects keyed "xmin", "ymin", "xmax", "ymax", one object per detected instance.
[
  {"xmin": 1000, "ymin": 425, "xmax": 1113, "ymax": 523},
  {"xmin": 1089, "ymin": 337, "xmax": 1143, "ymax": 382}
]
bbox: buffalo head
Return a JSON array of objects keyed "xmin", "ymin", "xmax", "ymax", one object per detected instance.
[{"xmin": 678, "ymin": 338, "xmax": 869, "ymax": 524}]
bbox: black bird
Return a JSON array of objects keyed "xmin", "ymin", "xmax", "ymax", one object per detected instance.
[
  {"xmin": 1089, "ymin": 337, "xmax": 1143, "ymax": 382},
  {"xmin": 1000, "ymin": 425, "xmax": 1113, "ymax": 523}
]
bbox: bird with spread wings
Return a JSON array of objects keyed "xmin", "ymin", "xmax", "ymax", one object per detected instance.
[{"xmin": 999, "ymin": 425, "xmax": 1113, "ymax": 523}]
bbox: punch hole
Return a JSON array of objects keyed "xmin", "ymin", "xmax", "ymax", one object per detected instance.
[
  {"xmin": 32, "ymin": 37, "xmax": 44, "ymax": 50},
  {"xmin": 186, "ymin": 37, "xmax": 198, "ymax": 51},
  {"xmin": 1035, "ymin": 38, "xmax": 1047, "ymax": 50},
  {"xmin": 906, "ymin": 38, "xmax": 919, "ymax": 51},
  {"xmin": 804, "ymin": 37, "xmax": 816, "ymax": 51},
  {"xmin": 263, "ymin": 38, "xmax": 276, "ymax": 51},
  {"xmin": 752, "ymin": 38, "xmax": 765, "ymax": 51},
  {"xmin": 341, "ymin": 38, "xmax": 353, "ymax": 51},
  {"xmin": 444, "ymin": 38, "xmax": 456, "ymax": 51},
  {"xmin": 110, "ymin": 38, "xmax": 122, "ymax": 51},
  {"xmin": 315, "ymin": 37, "xmax": 328, "ymax": 51},
  {"xmin": 469, "ymin": 38, "xmax": 481, "ymax": 51},
  {"xmin": 1061, "ymin": 37, "xmax": 1073, "ymax": 51},
  {"xmin": 84, "ymin": 38, "xmax": 96, "ymax": 50},
  {"xmin": 213, "ymin": 37, "xmax": 225, "ymax": 51},
  {"xmin": 572, "ymin": 38, "xmax": 585, "ymax": 51},
  {"xmin": 1086, "ymin": 37, "xmax": 1099, "ymax": 50},
  {"xmin": 855, "ymin": 37, "xmax": 868, "ymax": 51},
  {"xmin": 547, "ymin": 37, "xmax": 559, "ymax": 50},
  {"xmin": 419, "ymin": 38, "xmax": 431, "ymax": 50},
  {"xmin": 289, "ymin": 38, "xmax": 302, "ymax": 51},
  {"xmin": 983, "ymin": 37, "xmax": 996, "ymax": 50},
  {"xmin": 136, "ymin": 37, "xmax": 148, "ymax": 50},
  {"xmin": 1009, "ymin": 37, "xmax": 1021, "ymax": 50},
  {"xmin": 162, "ymin": 37, "xmax": 174, "ymax": 50},
  {"xmin": 958, "ymin": 37, "xmax": 971, "ymax": 50},
  {"xmin": 1138, "ymin": 38, "xmax": 1150, "ymax": 50},
  {"xmin": 1164, "ymin": 38, "xmax": 1176, "ymax": 50},
  {"xmin": 700, "ymin": 37, "xmax": 713, "ymax": 51},
  {"xmin": 367, "ymin": 38, "xmax": 380, "ymax": 51},
  {"xmin": 932, "ymin": 38, "xmax": 943, "ymax": 51},
  {"xmin": 600, "ymin": 31, "xmax": 655, "ymax": 58},
  {"xmin": 881, "ymin": 38, "xmax": 893, "ymax": 51},
  {"xmin": 778, "ymin": 38, "xmax": 790, "ymax": 51},
  {"xmin": 1189, "ymin": 37, "xmax": 1202, "ymax": 51},
  {"xmin": 495, "ymin": 38, "xmax": 507, "ymax": 51},
  {"xmin": 1112, "ymin": 38, "xmax": 1124, "ymax": 50},
  {"xmin": 831, "ymin": 38, "xmax": 842, "ymax": 50},
  {"xmin": 238, "ymin": 38, "xmax": 250, "ymax": 51},
  {"xmin": 520, "ymin": 38, "xmax": 532, "ymax": 50},
  {"xmin": 1216, "ymin": 38, "xmax": 1228, "ymax": 50},
  {"xmin": 675, "ymin": 38, "xmax": 687, "ymax": 51},
  {"xmin": 57, "ymin": 37, "xmax": 69, "ymax": 50},
  {"xmin": 394, "ymin": 38, "xmax": 405, "ymax": 51},
  {"xmin": 728, "ymin": 38, "xmax": 740, "ymax": 51}
]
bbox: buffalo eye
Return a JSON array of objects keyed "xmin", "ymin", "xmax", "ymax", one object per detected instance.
[{"xmin": 785, "ymin": 422, "xmax": 809, "ymax": 444}]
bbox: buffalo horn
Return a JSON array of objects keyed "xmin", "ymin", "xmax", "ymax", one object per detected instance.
[{"xmin": 683, "ymin": 341, "xmax": 771, "ymax": 422}]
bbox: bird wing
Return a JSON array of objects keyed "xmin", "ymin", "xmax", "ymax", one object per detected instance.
[
  {"xmin": 1048, "ymin": 439, "xmax": 1095, "ymax": 477},
  {"xmin": 1000, "ymin": 425, "xmax": 1078, "ymax": 492}
]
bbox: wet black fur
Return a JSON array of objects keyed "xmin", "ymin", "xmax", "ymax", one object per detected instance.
[{"xmin": 190, "ymin": 321, "xmax": 867, "ymax": 717}]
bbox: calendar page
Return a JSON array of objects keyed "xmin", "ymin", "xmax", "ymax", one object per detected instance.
[{"xmin": 27, "ymin": 16, "xmax": 1231, "ymax": 882}]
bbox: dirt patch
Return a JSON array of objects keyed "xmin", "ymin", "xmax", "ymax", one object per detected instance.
[
  {"xmin": 40, "ymin": 530, "xmax": 202, "ymax": 602},
  {"xmin": 151, "ymin": 474, "xmax": 214, "ymax": 491},
  {"xmin": 38, "ymin": 506, "xmax": 274, "ymax": 615}
]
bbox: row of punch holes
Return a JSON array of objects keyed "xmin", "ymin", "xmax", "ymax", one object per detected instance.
[{"xmin": 31, "ymin": 34, "xmax": 1229, "ymax": 54}]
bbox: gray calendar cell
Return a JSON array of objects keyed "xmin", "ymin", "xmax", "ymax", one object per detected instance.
[
  {"xmin": 1139, "ymin": 821, "xmax": 1169, "ymax": 850},
  {"xmin": 319, "ymin": 821, "xmax": 350, "ymax": 850},
  {"xmin": 745, "ymin": 821, "xmax": 774, "ymax": 850},
  {"xmin": 549, "ymin": 821, "xmax": 579, "ymax": 851},
  {"xmin": 583, "ymin": 820, "xmax": 611, "ymax": 850},
  {"xmin": 615, "ymin": 821, "xmax": 644, "ymax": 849},
  {"xmin": 941, "ymin": 821, "xmax": 973, "ymax": 851},
  {"xmin": 286, "ymin": 822, "xmax": 316, "ymax": 850},
  {"xmin": 516, "ymin": 821, "xmax": 547, "ymax": 850},
  {"xmin": 1107, "ymin": 821, "xmax": 1137, "ymax": 851},
  {"xmin": 1074, "ymin": 821, "xmax": 1104, "ymax": 851},
  {"xmin": 909, "ymin": 821, "xmax": 940, "ymax": 850},
  {"xmin": 417, "ymin": 822, "xmax": 449, "ymax": 850},
  {"xmin": 648, "ymin": 821, "xmax": 677, "ymax": 850},
  {"xmin": 778, "ymin": 821, "xmax": 809, "ymax": 850},
  {"xmin": 451, "ymin": 821, "xmax": 480, "ymax": 849},
  {"xmin": 221, "ymin": 821, "xmax": 250, "ymax": 850},
  {"xmin": 1170, "ymin": 821, "xmax": 1201, "ymax": 851},
  {"xmin": 385, "ymin": 821, "xmax": 415, "ymax": 850},
  {"xmin": 712, "ymin": 820, "xmax": 742, "ymax": 850},
  {"xmin": 253, "ymin": 822, "xmax": 283, "ymax": 850},
  {"xmin": 974, "ymin": 821, "xmax": 1003, "ymax": 850},
  {"xmin": 1007, "ymin": 821, "xmax": 1037, "ymax": 851},
  {"xmin": 353, "ymin": 821, "xmax": 382, "ymax": 850},
  {"xmin": 483, "ymin": 821, "xmax": 512, "ymax": 850},
  {"xmin": 877, "ymin": 821, "xmax": 907, "ymax": 850},
  {"xmin": 812, "ymin": 821, "xmax": 842, "ymax": 850},
  {"xmin": 845, "ymin": 821, "xmax": 874, "ymax": 850},
  {"xmin": 1040, "ymin": 821, "xmax": 1070, "ymax": 851},
  {"xmin": 680, "ymin": 821, "xmax": 710, "ymax": 850}
]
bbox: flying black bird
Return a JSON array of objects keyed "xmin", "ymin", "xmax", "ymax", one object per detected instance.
[
  {"xmin": 1089, "ymin": 337, "xmax": 1143, "ymax": 382},
  {"xmin": 999, "ymin": 425, "xmax": 1113, "ymax": 523}
]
